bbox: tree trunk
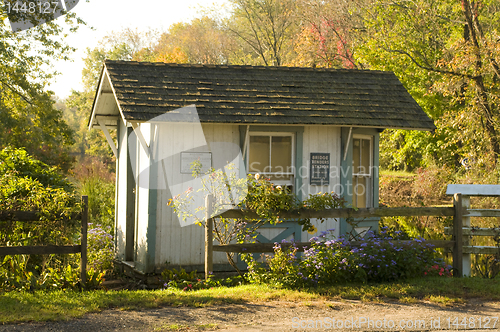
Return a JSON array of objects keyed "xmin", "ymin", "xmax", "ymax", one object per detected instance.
[{"xmin": 462, "ymin": 0, "xmax": 499, "ymax": 162}]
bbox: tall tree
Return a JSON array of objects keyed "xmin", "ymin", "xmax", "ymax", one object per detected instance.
[
  {"xmin": 142, "ymin": 17, "xmax": 238, "ymax": 65},
  {"xmin": 358, "ymin": 0, "xmax": 500, "ymax": 168},
  {"xmin": 290, "ymin": 0, "xmax": 366, "ymax": 68},
  {"xmin": 0, "ymin": 2, "xmax": 84, "ymax": 171},
  {"xmin": 226, "ymin": 0, "xmax": 299, "ymax": 66}
]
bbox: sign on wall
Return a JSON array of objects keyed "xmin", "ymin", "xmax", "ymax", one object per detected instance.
[
  {"xmin": 180, "ymin": 152, "xmax": 212, "ymax": 174},
  {"xmin": 310, "ymin": 153, "xmax": 330, "ymax": 185}
]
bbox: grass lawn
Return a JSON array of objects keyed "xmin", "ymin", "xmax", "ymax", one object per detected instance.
[{"xmin": 1, "ymin": 277, "xmax": 499, "ymax": 324}]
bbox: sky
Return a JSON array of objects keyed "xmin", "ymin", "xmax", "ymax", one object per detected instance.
[{"xmin": 48, "ymin": 0, "xmax": 229, "ymax": 99}]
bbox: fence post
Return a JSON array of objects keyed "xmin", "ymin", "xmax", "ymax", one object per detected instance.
[
  {"xmin": 452, "ymin": 193, "xmax": 463, "ymax": 277},
  {"xmin": 205, "ymin": 194, "xmax": 214, "ymax": 280},
  {"xmin": 462, "ymin": 195, "xmax": 471, "ymax": 277},
  {"xmin": 81, "ymin": 195, "xmax": 88, "ymax": 287},
  {"xmin": 452, "ymin": 193, "xmax": 471, "ymax": 277}
]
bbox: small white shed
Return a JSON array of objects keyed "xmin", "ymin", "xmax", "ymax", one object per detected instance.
[{"xmin": 88, "ymin": 60, "xmax": 435, "ymax": 274}]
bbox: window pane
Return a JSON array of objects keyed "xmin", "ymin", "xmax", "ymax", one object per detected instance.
[
  {"xmin": 361, "ymin": 139, "xmax": 370, "ymax": 175},
  {"xmin": 353, "ymin": 176, "xmax": 367, "ymax": 208},
  {"xmin": 268, "ymin": 174, "xmax": 293, "ymax": 182},
  {"xmin": 249, "ymin": 136, "xmax": 270, "ymax": 172},
  {"xmin": 353, "ymin": 139, "xmax": 360, "ymax": 174},
  {"xmin": 271, "ymin": 136, "xmax": 292, "ymax": 173}
]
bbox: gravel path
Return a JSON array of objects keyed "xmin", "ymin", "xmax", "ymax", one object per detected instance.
[{"xmin": 1, "ymin": 299, "xmax": 499, "ymax": 332}]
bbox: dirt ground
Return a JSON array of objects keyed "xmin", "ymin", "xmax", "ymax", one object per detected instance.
[{"xmin": 2, "ymin": 299, "xmax": 499, "ymax": 332}]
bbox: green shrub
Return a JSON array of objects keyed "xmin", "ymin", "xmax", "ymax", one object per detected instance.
[
  {"xmin": 80, "ymin": 177, "xmax": 115, "ymax": 233},
  {"xmin": 0, "ymin": 148, "xmax": 80, "ymax": 255},
  {"xmin": 0, "ymin": 147, "xmax": 86, "ymax": 291},
  {"xmin": 160, "ymin": 267, "xmax": 242, "ymax": 291},
  {"xmin": 0, "ymin": 263, "xmax": 104, "ymax": 291},
  {"xmin": 0, "ymin": 146, "xmax": 73, "ymax": 191}
]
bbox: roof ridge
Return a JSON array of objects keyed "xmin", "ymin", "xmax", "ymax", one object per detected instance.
[{"xmin": 103, "ymin": 59, "xmax": 392, "ymax": 75}]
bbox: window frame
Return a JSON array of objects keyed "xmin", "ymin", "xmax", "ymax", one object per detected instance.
[
  {"xmin": 246, "ymin": 131, "xmax": 295, "ymax": 186},
  {"xmin": 352, "ymin": 135, "xmax": 373, "ymax": 208}
]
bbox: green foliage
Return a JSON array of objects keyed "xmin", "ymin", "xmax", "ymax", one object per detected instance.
[
  {"xmin": 0, "ymin": 146, "xmax": 73, "ymax": 191},
  {"xmin": 357, "ymin": 0, "xmax": 500, "ymax": 169},
  {"xmin": 302, "ymin": 191, "xmax": 347, "ymax": 223},
  {"xmin": 80, "ymin": 176, "xmax": 115, "ymax": 232},
  {"xmin": 73, "ymin": 158, "xmax": 115, "ymax": 228},
  {"xmin": 473, "ymin": 253, "xmax": 500, "ymax": 280},
  {"xmin": 75, "ymin": 158, "xmax": 116, "ymax": 272},
  {"xmin": 161, "ymin": 267, "xmax": 197, "ymax": 284},
  {"xmin": 0, "ymin": 3, "xmax": 84, "ymax": 171},
  {"xmin": 0, "ymin": 263, "xmax": 104, "ymax": 292},
  {"xmin": 0, "ymin": 175, "xmax": 79, "ymax": 243},
  {"xmin": 242, "ymin": 176, "xmax": 347, "ymax": 232},
  {"xmin": 161, "ymin": 267, "xmax": 205, "ymax": 291},
  {"xmin": 0, "ymin": 148, "xmax": 79, "ymax": 245},
  {"xmin": 160, "ymin": 267, "xmax": 242, "ymax": 291},
  {"xmin": 244, "ymin": 174, "xmax": 300, "ymax": 224},
  {"xmin": 245, "ymin": 228, "xmax": 451, "ymax": 288},
  {"xmin": 0, "ymin": 148, "xmax": 89, "ymax": 291}
]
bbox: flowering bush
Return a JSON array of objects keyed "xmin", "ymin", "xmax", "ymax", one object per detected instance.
[
  {"xmin": 425, "ymin": 264, "xmax": 452, "ymax": 277},
  {"xmin": 87, "ymin": 223, "xmax": 114, "ymax": 271},
  {"xmin": 245, "ymin": 227, "xmax": 452, "ymax": 288}
]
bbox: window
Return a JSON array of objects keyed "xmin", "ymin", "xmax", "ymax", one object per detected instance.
[
  {"xmin": 247, "ymin": 132, "xmax": 294, "ymax": 188},
  {"xmin": 352, "ymin": 136, "xmax": 373, "ymax": 208}
]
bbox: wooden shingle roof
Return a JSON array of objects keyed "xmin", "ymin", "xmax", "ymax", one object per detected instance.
[{"xmin": 97, "ymin": 60, "xmax": 435, "ymax": 130}]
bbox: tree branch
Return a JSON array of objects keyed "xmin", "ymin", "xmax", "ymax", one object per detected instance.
[
  {"xmin": 381, "ymin": 46, "xmax": 475, "ymax": 79},
  {"xmin": 0, "ymin": 79, "xmax": 33, "ymax": 105}
]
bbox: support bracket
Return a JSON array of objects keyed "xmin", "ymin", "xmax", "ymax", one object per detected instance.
[
  {"xmin": 343, "ymin": 127, "xmax": 353, "ymax": 161},
  {"xmin": 96, "ymin": 117, "xmax": 118, "ymax": 158},
  {"xmin": 130, "ymin": 122, "xmax": 151, "ymax": 157}
]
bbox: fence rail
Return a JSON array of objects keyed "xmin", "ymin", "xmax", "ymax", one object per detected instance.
[
  {"xmin": 212, "ymin": 239, "xmax": 455, "ymax": 254},
  {"xmin": 205, "ymin": 191, "xmax": 500, "ymax": 279},
  {"xmin": 0, "ymin": 196, "xmax": 88, "ymax": 285},
  {"xmin": 219, "ymin": 206, "xmax": 456, "ymax": 220}
]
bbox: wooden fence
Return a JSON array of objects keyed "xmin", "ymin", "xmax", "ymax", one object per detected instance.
[
  {"xmin": 0, "ymin": 196, "xmax": 89, "ymax": 285},
  {"xmin": 204, "ymin": 189, "xmax": 500, "ymax": 279}
]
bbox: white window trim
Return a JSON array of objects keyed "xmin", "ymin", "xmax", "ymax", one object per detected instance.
[
  {"xmin": 246, "ymin": 132, "xmax": 295, "ymax": 185},
  {"xmin": 352, "ymin": 134, "xmax": 373, "ymax": 177},
  {"xmin": 352, "ymin": 135, "xmax": 373, "ymax": 208}
]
